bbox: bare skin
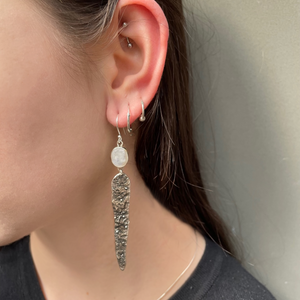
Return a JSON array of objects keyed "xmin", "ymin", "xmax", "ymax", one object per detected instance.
[
  {"xmin": 30, "ymin": 178, "xmax": 206, "ymax": 300},
  {"xmin": 0, "ymin": 0, "xmax": 206, "ymax": 299}
]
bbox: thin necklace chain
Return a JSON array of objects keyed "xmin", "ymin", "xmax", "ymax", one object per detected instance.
[
  {"xmin": 156, "ymin": 228, "xmax": 198, "ymax": 300},
  {"xmin": 38, "ymin": 229, "xmax": 198, "ymax": 300}
]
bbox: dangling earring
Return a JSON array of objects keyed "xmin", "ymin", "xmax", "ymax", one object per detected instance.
[{"xmin": 111, "ymin": 115, "xmax": 131, "ymax": 271}]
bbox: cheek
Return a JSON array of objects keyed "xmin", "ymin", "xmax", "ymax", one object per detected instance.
[{"xmin": 0, "ymin": 2, "xmax": 109, "ymax": 245}]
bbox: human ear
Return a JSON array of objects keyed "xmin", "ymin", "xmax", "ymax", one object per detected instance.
[{"xmin": 98, "ymin": 0, "xmax": 169, "ymax": 128}]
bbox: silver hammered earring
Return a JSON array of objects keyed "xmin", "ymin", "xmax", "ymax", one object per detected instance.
[{"xmin": 111, "ymin": 115, "xmax": 131, "ymax": 271}]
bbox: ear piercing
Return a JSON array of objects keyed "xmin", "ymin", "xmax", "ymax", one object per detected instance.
[
  {"xmin": 139, "ymin": 100, "xmax": 146, "ymax": 122},
  {"xmin": 126, "ymin": 100, "xmax": 146, "ymax": 136},
  {"xmin": 127, "ymin": 105, "xmax": 133, "ymax": 135},
  {"xmin": 126, "ymin": 38, "xmax": 133, "ymax": 49},
  {"xmin": 122, "ymin": 22, "xmax": 133, "ymax": 48}
]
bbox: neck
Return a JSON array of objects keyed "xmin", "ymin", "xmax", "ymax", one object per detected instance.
[{"xmin": 29, "ymin": 164, "xmax": 206, "ymax": 300}]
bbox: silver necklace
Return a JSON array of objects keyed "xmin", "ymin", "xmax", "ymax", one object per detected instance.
[{"xmin": 156, "ymin": 228, "xmax": 198, "ymax": 300}]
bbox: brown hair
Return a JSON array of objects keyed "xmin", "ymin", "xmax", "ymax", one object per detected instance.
[{"xmin": 31, "ymin": 0, "xmax": 240, "ymax": 260}]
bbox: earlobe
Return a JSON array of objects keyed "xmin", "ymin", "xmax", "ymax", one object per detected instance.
[{"xmin": 104, "ymin": 0, "xmax": 169, "ymax": 129}]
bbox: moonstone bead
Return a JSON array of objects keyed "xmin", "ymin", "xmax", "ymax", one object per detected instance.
[{"xmin": 111, "ymin": 146, "xmax": 128, "ymax": 168}]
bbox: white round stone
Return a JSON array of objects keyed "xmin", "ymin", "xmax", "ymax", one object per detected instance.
[{"xmin": 111, "ymin": 147, "xmax": 128, "ymax": 168}]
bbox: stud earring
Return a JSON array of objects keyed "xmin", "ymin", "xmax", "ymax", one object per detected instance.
[
  {"xmin": 139, "ymin": 100, "xmax": 146, "ymax": 122},
  {"xmin": 111, "ymin": 115, "xmax": 131, "ymax": 271}
]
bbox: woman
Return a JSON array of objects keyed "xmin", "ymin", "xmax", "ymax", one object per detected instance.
[{"xmin": 0, "ymin": 0, "xmax": 276, "ymax": 299}]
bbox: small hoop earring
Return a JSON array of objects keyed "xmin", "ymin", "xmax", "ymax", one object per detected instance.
[
  {"xmin": 139, "ymin": 100, "xmax": 146, "ymax": 122},
  {"xmin": 127, "ymin": 106, "xmax": 133, "ymax": 135}
]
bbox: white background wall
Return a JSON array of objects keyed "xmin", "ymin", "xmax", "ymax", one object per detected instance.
[{"xmin": 186, "ymin": 1, "xmax": 300, "ymax": 299}]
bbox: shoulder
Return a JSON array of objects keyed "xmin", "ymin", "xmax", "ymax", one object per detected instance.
[{"xmin": 203, "ymin": 241, "xmax": 276, "ymax": 300}]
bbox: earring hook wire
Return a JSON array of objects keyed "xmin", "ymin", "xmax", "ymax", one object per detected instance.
[{"xmin": 116, "ymin": 115, "xmax": 121, "ymax": 136}]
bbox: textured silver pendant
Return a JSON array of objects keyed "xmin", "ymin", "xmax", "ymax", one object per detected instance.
[
  {"xmin": 111, "ymin": 115, "xmax": 131, "ymax": 271},
  {"xmin": 111, "ymin": 171, "xmax": 130, "ymax": 271}
]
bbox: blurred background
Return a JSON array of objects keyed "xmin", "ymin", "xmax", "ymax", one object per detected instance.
[{"xmin": 185, "ymin": 1, "xmax": 300, "ymax": 299}]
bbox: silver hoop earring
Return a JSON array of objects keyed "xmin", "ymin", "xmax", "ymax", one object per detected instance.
[
  {"xmin": 139, "ymin": 100, "xmax": 146, "ymax": 122},
  {"xmin": 111, "ymin": 115, "xmax": 131, "ymax": 271},
  {"xmin": 127, "ymin": 106, "xmax": 133, "ymax": 135}
]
